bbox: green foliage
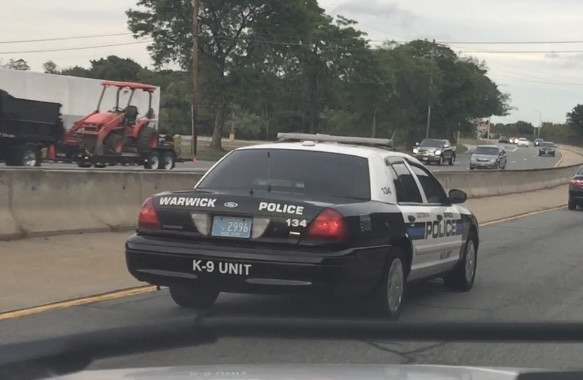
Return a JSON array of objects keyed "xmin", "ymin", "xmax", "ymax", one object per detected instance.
[
  {"xmin": 42, "ymin": 61, "xmax": 58, "ymax": 74},
  {"xmin": 1, "ymin": 58, "xmax": 30, "ymax": 71},
  {"xmin": 566, "ymin": 104, "xmax": 583, "ymax": 134}
]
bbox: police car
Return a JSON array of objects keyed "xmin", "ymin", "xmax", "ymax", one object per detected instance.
[{"xmin": 126, "ymin": 133, "xmax": 479, "ymax": 318}]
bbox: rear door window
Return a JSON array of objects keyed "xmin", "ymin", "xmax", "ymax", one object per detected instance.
[{"xmin": 387, "ymin": 162, "xmax": 423, "ymax": 204}]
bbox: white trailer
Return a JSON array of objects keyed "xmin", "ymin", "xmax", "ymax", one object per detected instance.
[{"xmin": 0, "ymin": 69, "xmax": 160, "ymax": 129}]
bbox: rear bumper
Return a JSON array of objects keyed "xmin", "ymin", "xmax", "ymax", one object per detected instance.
[
  {"xmin": 125, "ymin": 234, "xmax": 390, "ymax": 297},
  {"xmin": 538, "ymin": 150, "xmax": 555, "ymax": 156},
  {"xmin": 569, "ymin": 189, "xmax": 583, "ymax": 202},
  {"xmin": 470, "ymin": 161, "xmax": 498, "ymax": 169}
]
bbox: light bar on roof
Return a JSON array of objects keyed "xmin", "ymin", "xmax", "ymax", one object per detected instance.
[{"xmin": 276, "ymin": 133, "xmax": 393, "ymax": 148}]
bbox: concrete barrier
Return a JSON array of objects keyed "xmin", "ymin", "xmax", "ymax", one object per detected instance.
[
  {"xmin": 434, "ymin": 164, "xmax": 580, "ymax": 198},
  {"xmin": 0, "ymin": 169, "xmax": 204, "ymax": 239},
  {"xmin": 0, "ymin": 157, "xmax": 582, "ymax": 239}
]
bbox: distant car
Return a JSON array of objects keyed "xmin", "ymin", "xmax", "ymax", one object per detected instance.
[
  {"xmin": 517, "ymin": 138, "xmax": 530, "ymax": 147},
  {"xmin": 498, "ymin": 136, "xmax": 509, "ymax": 143},
  {"xmin": 538, "ymin": 141, "xmax": 556, "ymax": 157},
  {"xmin": 412, "ymin": 138, "xmax": 456, "ymax": 165},
  {"xmin": 534, "ymin": 138, "xmax": 544, "ymax": 146},
  {"xmin": 568, "ymin": 165, "xmax": 583, "ymax": 210},
  {"xmin": 470, "ymin": 145, "xmax": 507, "ymax": 170}
]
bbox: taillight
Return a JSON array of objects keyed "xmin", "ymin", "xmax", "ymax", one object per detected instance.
[
  {"xmin": 138, "ymin": 197, "xmax": 161, "ymax": 229},
  {"xmin": 304, "ymin": 208, "xmax": 347, "ymax": 241},
  {"xmin": 571, "ymin": 179, "xmax": 583, "ymax": 187}
]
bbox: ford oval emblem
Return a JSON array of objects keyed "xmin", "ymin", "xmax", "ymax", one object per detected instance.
[{"xmin": 224, "ymin": 202, "xmax": 238, "ymax": 209}]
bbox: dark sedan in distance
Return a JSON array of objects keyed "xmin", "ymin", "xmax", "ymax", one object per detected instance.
[
  {"xmin": 469, "ymin": 145, "xmax": 507, "ymax": 170},
  {"xmin": 498, "ymin": 136, "xmax": 509, "ymax": 143},
  {"xmin": 568, "ymin": 165, "xmax": 583, "ymax": 210},
  {"xmin": 538, "ymin": 141, "xmax": 556, "ymax": 157}
]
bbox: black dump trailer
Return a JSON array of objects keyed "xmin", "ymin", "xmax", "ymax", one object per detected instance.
[{"xmin": 0, "ymin": 89, "xmax": 63, "ymax": 166}]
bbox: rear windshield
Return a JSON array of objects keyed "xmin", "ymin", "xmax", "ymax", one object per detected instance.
[
  {"xmin": 541, "ymin": 142, "xmax": 554, "ymax": 147},
  {"xmin": 197, "ymin": 149, "xmax": 371, "ymax": 200},
  {"xmin": 474, "ymin": 147, "xmax": 499, "ymax": 155},
  {"xmin": 419, "ymin": 139, "xmax": 443, "ymax": 148}
]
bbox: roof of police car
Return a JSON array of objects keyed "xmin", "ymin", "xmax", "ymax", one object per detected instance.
[{"xmin": 235, "ymin": 141, "xmax": 421, "ymax": 162}]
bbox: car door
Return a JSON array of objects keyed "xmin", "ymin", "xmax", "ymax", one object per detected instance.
[
  {"xmin": 384, "ymin": 160, "xmax": 437, "ymax": 280},
  {"xmin": 407, "ymin": 163, "xmax": 465, "ymax": 279}
]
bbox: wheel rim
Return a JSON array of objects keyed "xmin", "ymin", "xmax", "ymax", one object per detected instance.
[
  {"xmin": 149, "ymin": 155, "xmax": 160, "ymax": 169},
  {"xmin": 23, "ymin": 150, "xmax": 37, "ymax": 167},
  {"xmin": 162, "ymin": 155, "xmax": 173, "ymax": 169},
  {"xmin": 465, "ymin": 240, "xmax": 476, "ymax": 282},
  {"xmin": 114, "ymin": 140, "xmax": 123, "ymax": 153},
  {"xmin": 386, "ymin": 259, "xmax": 404, "ymax": 313}
]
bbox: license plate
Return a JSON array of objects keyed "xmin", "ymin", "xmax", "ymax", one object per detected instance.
[
  {"xmin": 211, "ymin": 216, "xmax": 252, "ymax": 238},
  {"xmin": 192, "ymin": 259, "xmax": 251, "ymax": 276}
]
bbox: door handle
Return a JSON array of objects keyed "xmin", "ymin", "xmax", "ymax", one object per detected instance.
[
  {"xmin": 436, "ymin": 214, "xmax": 443, "ymax": 221},
  {"xmin": 408, "ymin": 215, "xmax": 416, "ymax": 223}
]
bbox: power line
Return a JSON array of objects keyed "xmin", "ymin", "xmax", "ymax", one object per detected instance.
[
  {"xmin": 0, "ymin": 40, "xmax": 151, "ymax": 55},
  {"xmin": 444, "ymin": 40, "xmax": 583, "ymax": 45},
  {"xmin": 0, "ymin": 33, "xmax": 133, "ymax": 44},
  {"xmin": 460, "ymin": 49, "xmax": 583, "ymax": 54}
]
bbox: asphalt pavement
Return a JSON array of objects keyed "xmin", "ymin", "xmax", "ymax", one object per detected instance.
[
  {"xmin": 429, "ymin": 143, "xmax": 561, "ymax": 172},
  {"xmin": 1, "ymin": 208, "xmax": 583, "ymax": 371}
]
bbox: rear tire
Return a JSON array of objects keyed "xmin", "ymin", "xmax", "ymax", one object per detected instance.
[
  {"xmin": 449, "ymin": 154, "xmax": 455, "ymax": 166},
  {"xmin": 369, "ymin": 248, "xmax": 407, "ymax": 319},
  {"xmin": 568, "ymin": 200, "xmax": 577, "ymax": 210},
  {"xmin": 159, "ymin": 151, "xmax": 176, "ymax": 170},
  {"xmin": 145, "ymin": 151, "xmax": 160, "ymax": 169},
  {"xmin": 5, "ymin": 144, "xmax": 39, "ymax": 167},
  {"xmin": 169, "ymin": 286, "xmax": 219, "ymax": 309},
  {"xmin": 438, "ymin": 156, "xmax": 444, "ymax": 166},
  {"xmin": 104, "ymin": 133, "xmax": 124, "ymax": 155},
  {"xmin": 444, "ymin": 233, "xmax": 478, "ymax": 292},
  {"xmin": 137, "ymin": 126, "xmax": 158, "ymax": 153}
]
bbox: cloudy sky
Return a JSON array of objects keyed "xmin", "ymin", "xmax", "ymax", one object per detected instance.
[{"xmin": 2, "ymin": 1, "xmax": 583, "ymax": 126}]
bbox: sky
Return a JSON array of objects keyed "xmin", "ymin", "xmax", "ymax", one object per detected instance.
[{"xmin": 1, "ymin": 1, "xmax": 583, "ymax": 126}]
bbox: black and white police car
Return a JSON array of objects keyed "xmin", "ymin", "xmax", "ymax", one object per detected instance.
[{"xmin": 126, "ymin": 133, "xmax": 479, "ymax": 318}]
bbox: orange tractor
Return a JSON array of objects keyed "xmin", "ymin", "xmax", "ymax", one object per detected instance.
[{"xmin": 64, "ymin": 80, "xmax": 176, "ymax": 169}]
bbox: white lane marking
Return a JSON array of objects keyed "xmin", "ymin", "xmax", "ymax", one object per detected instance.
[
  {"xmin": 511, "ymin": 160, "xmax": 516, "ymax": 163},
  {"xmin": 523, "ymin": 158, "xmax": 528, "ymax": 160}
]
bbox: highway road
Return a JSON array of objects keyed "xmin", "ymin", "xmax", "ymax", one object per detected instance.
[
  {"xmin": 430, "ymin": 143, "xmax": 561, "ymax": 172},
  {"xmin": 1, "ymin": 208, "xmax": 583, "ymax": 372},
  {"xmin": 0, "ymin": 143, "xmax": 562, "ymax": 173}
]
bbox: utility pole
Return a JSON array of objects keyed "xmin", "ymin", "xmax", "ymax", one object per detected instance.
[
  {"xmin": 425, "ymin": 39, "xmax": 435, "ymax": 139},
  {"xmin": 191, "ymin": 0, "xmax": 200, "ymax": 157}
]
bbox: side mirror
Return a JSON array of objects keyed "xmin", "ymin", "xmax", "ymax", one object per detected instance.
[
  {"xmin": 443, "ymin": 144, "xmax": 450, "ymax": 149},
  {"xmin": 448, "ymin": 189, "xmax": 467, "ymax": 204}
]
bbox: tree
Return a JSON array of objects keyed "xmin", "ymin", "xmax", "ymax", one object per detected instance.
[
  {"xmin": 42, "ymin": 60, "xmax": 58, "ymax": 74},
  {"xmin": 88, "ymin": 56, "xmax": 144, "ymax": 81},
  {"xmin": 566, "ymin": 104, "xmax": 583, "ymax": 134},
  {"xmin": 2, "ymin": 58, "xmax": 30, "ymax": 71}
]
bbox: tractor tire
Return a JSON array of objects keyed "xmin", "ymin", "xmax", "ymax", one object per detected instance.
[
  {"xmin": 137, "ymin": 126, "xmax": 158, "ymax": 153},
  {"xmin": 104, "ymin": 133, "xmax": 124, "ymax": 155},
  {"xmin": 159, "ymin": 151, "xmax": 176, "ymax": 170},
  {"xmin": 145, "ymin": 151, "xmax": 160, "ymax": 169}
]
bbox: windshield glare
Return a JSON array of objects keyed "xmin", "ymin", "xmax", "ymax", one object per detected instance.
[
  {"xmin": 419, "ymin": 139, "xmax": 443, "ymax": 148},
  {"xmin": 474, "ymin": 147, "xmax": 499, "ymax": 155}
]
